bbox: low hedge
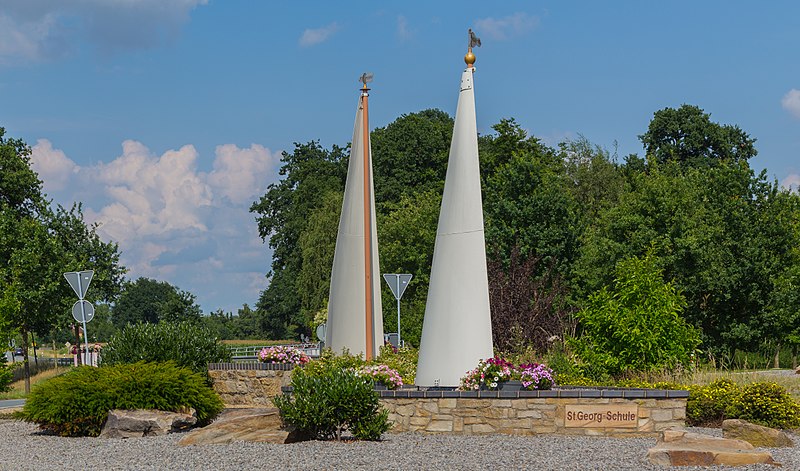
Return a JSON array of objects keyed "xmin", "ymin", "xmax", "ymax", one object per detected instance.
[{"xmin": 20, "ymin": 361, "xmax": 224, "ymax": 437}]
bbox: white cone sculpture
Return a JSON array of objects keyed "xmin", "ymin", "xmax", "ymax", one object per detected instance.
[
  {"xmin": 326, "ymin": 77, "xmax": 383, "ymax": 360},
  {"xmin": 416, "ymin": 44, "xmax": 493, "ymax": 387}
]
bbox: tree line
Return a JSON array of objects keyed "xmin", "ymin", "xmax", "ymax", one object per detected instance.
[
  {"xmin": 250, "ymin": 105, "xmax": 800, "ymax": 365},
  {"xmin": 2, "ymin": 103, "xmax": 798, "ymax": 368}
]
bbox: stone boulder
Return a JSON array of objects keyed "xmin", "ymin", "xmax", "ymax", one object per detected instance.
[
  {"xmin": 646, "ymin": 429, "xmax": 779, "ymax": 467},
  {"xmin": 723, "ymin": 419, "xmax": 794, "ymax": 448},
  {"xmin": 178, "ymin": 408, "xmax": 303, "ymax": 445},
  {"xmin": 795, "ymin": 365, "xmax": 799, "ymax": 375},
  {"xmin": 99, "ymin": 409, "xmax": 197, "ymax": 439}
]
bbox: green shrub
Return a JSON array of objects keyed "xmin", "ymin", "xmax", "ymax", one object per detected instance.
[
  {"xmin": 731, "ymin": 382, "xmax": 800, "ymax": 429},
  {"xmin": 686, "ymin": 379, "xmax": 739, "ymax": 426},
  {"xmin": 101, "ymin": 321, "xmax": 231, "ymax": 374},
  {"xmin": 0, "ymin": 356, "xmax": 11, "ymax": 393},
  {"xmin": 274, "ymin": 364, "xmax": 391, "ymax": 441},
  {"xmin": 569, "ymin": 253, "xmax": 701, "ymax": 377},
  {"xmin": 687, "ymin": 379, "xmax": 800, "ymax": 429},
  {"xmin": 20, "ymin": 361, "xmax": 224, "ymax": 437},
  {"xmin": 302, "ymin": 348, "xmax": 365, "ymax": 377},
  {"xmin": 373, "ymin": 345, "xmax": 417, "ymax": 384}
]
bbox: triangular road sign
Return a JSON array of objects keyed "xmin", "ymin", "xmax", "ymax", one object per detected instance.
[
  {"xmin": 64, "ymin": 270, "xmax": 94, "ymax": 299},
  {"xmin": 383, "ymin": 274, "xmax": 413, "ymax": 300}
]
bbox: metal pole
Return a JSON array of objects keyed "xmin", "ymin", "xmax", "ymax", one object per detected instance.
[
  {"xmin": 396, "ymin": 276, "xmax": 401, "ymax": 347},
  {"xmin": 76, "ymin": 275, "xmax": 90, "ymax": 364}
]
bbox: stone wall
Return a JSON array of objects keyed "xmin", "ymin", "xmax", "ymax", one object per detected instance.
[
  {"xmin": 208, "ymin": 363, "xmax": 292, "ymax": 408},
  {"xmin": 208, "ymin": 365, "xmax": 688, "ymax": 436},
  {"xmin": 380, "ymin": 396, "xmax": 687, "ymax": 437}
]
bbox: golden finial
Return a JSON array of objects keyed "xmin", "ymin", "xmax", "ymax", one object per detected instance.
[{"xmin": 465, "ymin": 29, "xmax": 481, "ymax": 67}]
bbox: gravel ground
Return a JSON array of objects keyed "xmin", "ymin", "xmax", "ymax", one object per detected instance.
[{"xmin": 0, "ymin": 420, "xmax": 797, "ymax": 471}]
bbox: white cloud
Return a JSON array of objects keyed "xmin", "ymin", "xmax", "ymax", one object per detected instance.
[
  {"xmin": 782, "ymin": 174, "xmax": 800, "ymax": 192},
  {"xmin": 0, "ymin": 0, "xmax": 208, "ymax": 64},
  {"xmin": 208, "ymin": 143, "xmax": 276, "ymax": 204},
  {"xmin": 781, "ymin": 89, "xmax": 800, "ymax": 119},
  {"xmin": 30, "ymin": 139, "xmax": 78, "ymax": 191},
  {"xmin": 397, "ymin": 15, "xmax": 412, "ymax": 41},
  {"xmin": 299, "ymin": 22, "xmax": 340, "ymax": 47},
  {"xmin": 33, "ymin": 139, "xmax": 278, "ymax": 313},
  {"xmin": 474, "ymin": 12, "xmax": 539, "ymax": 41}
]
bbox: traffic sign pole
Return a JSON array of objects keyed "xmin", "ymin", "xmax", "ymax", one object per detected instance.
[
  {"xmin": 383, "ymin": 274, "xmax": 413, "ymax": 348},
  {"xmin": 394, "ymin": 277, "xmax": 402, "ymax": 346},
  {"xmin": 64, "ymin": 270, "xmax": 94, "ymax": 365},
  {"xmin": 77, "ymin": 274, "xmax": 89, "ymax": 362}
]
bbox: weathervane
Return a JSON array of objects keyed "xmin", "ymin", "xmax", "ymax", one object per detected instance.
[
  {"xmin": 359, "ymin": 72, "xmax": 373, "ymax": 91},
  {"xmin": 465, "ymin": 29, "xmax": 481, "ymax": 67}
]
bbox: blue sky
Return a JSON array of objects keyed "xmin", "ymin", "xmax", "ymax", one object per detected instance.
[{"xmin": 1, "ymin": 1, "xmax": 799, "ymax": 316}]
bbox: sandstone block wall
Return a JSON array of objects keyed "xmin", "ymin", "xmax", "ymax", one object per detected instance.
[
  {"xmin": 208, "ymin": 365, "xmax": 688, "ymax": 437},
  {"xmin": 380, "ymin": 397, "xmax": 687, "ymax": 437},
  {"xmin": 208, "ymin": 363, "xmax": 291, "ymax": 407}
]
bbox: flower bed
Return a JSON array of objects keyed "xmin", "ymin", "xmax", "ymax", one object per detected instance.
[
  {"xmin": 258, "ymin": 346, "xmax": 310, "ymax": 366},
  {"xmin": 460, "ymin": 357, "xmax": 554, "ymax": 391},
  {"xmin": 356, "ymin": 365, "xmax": 403, "ymax": 390}
]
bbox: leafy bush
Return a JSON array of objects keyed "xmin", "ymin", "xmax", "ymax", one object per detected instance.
[
  {"xmin": 731, "ymin": 382, "xmax": 800, "ymax": 429},
  {"xmin": 569, "ymin": 253, "xmax": 701, "ymax": 377},
  {"xmin": 274, "ymin": 364, "xmax": 391, "ymax": 440},
  {"xmin": 687, "ymin": 379, "xmax": 800, "ymax": 429},
  {"xmin": 686, "ymin": 379, "xmax": 740, "ymax": 426},
  {"xmin": 20, "ymin": 362, "xmax": 224, "ymax": 436},
  {"xmin": 101, "ymin": 321, "xmax": 231, "ymax": 374},
  {"xmin": 0, "ymin": 356, "xmax": 11, "ymax": 392},
  {"xmin": 302, "ymin": 348, "xmax": 365, "ymax": 377},
  {"xmin": 374, "ymin": 345, "xmax": 417, "ymax": 384}
]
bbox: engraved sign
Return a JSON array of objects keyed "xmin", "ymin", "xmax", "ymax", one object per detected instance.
[{"xmin": 564, "ymin": 404, "xmax": 638, "ymax": 428}]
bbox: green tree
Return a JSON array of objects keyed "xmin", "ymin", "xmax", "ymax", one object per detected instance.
[
  {"xmin": 0, "ymin": 128, "xmax": 45, "ymax": 216},
  {"xmin": 570, "ymin": 252, "xmax": 701, "ymax": 376},
  {"xmin": 0, "ymin": 211, "xmax": 67, "ymax": 390},
  {"xmin": 0, "ymin": 128, "xmax": 125, "ymax": 387},
  {"xmin": 559, "ymin": 136, "xmax": 626, "ymax": 223},
  {"xmin": 295, "ymin": 191, "xmax": 342, "ymax": 331},
  {"xmin": 250, "ymin": 141, "xmax": 347, "ymax": 339},
  {"xmin": 113, "ymin": 277, "xmax": 200, "ymax": 327},
  {"xmin": 576, "ymin": 158, "xmax": 791, "ymax": 355},
  {"xmin": 639, "ymin": 104, "xmax": 757, "ymax": 168},
  {"xmin": 377, "ymin": 190, "xmax": 442, "ymax": 346},
  {"xmin": 482, "ymin": 123, "xmax": 580, "ymax": 277},
  {"xmin": 758, "ymin": 189, "xmax": 800, "ymax": 367},
  {"xmin": 371, "ymin": 109, "xmax": 452, "ymax": 207},
  {"xmin": 479, "ymin": 117, "xmax": 544, "ymax": 182}
]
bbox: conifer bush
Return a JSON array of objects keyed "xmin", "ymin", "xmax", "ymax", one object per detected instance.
[{"xmin": 20, "ymin": 362, "xmax": 224, "ymax": 437}]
